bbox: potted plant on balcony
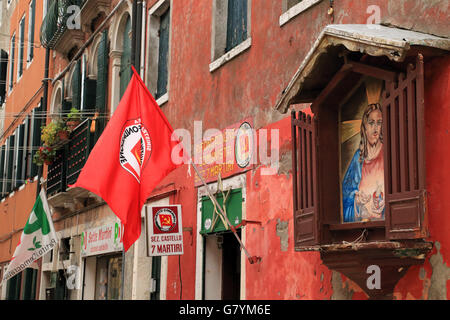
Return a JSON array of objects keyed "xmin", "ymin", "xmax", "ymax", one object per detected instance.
[
  {"xmin": 33, "ymin": 146, "xmax": 56, "ymax": 166},
  {"xmin": 65, "ymin": 107, "xmax": 82, "ymax": 132},
  {"xmin": 41, "ymin": 119, "xmax": 70, "ymax": 148}
]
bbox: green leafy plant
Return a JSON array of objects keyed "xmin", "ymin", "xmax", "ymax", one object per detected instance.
[
  {"xmin": 41, "ymin": 119, "xmax": 69, "ymax": 147},
  {"xmin": 67, "ymin": 107, "xmax": 81, "ymax": 121},
  {"xmin": 65, "ymin": 107, "xmax": 82, "ymax": 131}
]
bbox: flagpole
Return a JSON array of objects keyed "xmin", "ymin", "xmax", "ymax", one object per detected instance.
[{"xmin": 190, "ymin": 161, "xmax": 260, "ymax": 265}]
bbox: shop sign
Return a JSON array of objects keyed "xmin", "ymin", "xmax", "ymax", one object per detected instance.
[
  {"xmin": 146, "ymin": 205, "xmax": 183, "ymax": 256},
  {"xmin": 81, "ymin": 221, "xmax": 124, "ymax": 257},
  {"xmin": 194, "ymin": 118, "xmax": 254, "ymax": 187}
]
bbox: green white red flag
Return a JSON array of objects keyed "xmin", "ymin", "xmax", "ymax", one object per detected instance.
[{"xmin": 1, "ymin": 189, "xmax": 57, "ymax": 284}]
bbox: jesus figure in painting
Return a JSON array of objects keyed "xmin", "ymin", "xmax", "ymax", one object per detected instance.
[{"xmin": 342, "ymin": 102, "xmax": 385, "ymax": 223}]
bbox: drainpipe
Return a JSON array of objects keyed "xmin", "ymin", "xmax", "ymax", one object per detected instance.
[
  {"xmin": 122, "ymin": 0, "xmax": 142, "ymax": 300},
  {"xmin": 140, "ymin": 0, "xmax": 146, "ymax": 78},
  {"xmin": 131, "ymin": 0, "xmax": 137, "ymax": 69},
  {"xmin": 135, "ymin": 1, "xmax": 143, "ymax": 71},
  {"xmin": 36, "ymin": 47, "xmax": 51, "ymax": 196}
]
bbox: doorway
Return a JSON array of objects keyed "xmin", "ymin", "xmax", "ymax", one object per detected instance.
[{"xmin": 203, "ymin": 230, "xmax": 241, "ymax": 300}]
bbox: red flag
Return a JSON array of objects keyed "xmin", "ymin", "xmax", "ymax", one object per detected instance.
[{"xmin": 71, "ymin": 67, "xmax": 183, "ymax": 251}]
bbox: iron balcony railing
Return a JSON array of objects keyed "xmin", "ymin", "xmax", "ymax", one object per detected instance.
[
  {"xmin": 47, "ymin": 118, "xmax": 96, "ymax": 197},
  {"xmin": 40, "ymin": 0, "xmax": 85, "ymax": 49}
]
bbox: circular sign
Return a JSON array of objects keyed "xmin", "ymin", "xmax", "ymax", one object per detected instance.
[
  {"xmin": 235, "ymin": 122, "xmax": 253, "ymax": 168},
  {"xmin": 204, "ymin": 218, "xmax": 212, "ymax": 231},
  {"xmin": 154, "ymin": 208, "xmax": 177, "ymax": 233}
]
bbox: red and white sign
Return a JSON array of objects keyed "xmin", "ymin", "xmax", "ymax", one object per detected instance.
[{"xmin": 146, "ymin": 205, "xmax": 183, "ymax": 256}]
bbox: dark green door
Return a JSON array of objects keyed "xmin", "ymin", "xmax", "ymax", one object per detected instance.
[{"xmin": 120, "ymin": 16, "xmax": 132, "ymax": 99}]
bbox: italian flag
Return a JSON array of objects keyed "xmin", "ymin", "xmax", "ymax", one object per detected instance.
[{"xmin": 1, "ymin": 189, "xmax": 57, "ymax": 284}]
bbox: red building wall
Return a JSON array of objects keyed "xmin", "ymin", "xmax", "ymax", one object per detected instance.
[{"xmin": 155, "ymin": 1, "xmax": 449, "ymax": 300}]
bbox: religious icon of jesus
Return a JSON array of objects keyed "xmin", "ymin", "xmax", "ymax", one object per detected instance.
[{"xmin": 341, "ymin": 78, "xmax": 385, "ymax": 223}]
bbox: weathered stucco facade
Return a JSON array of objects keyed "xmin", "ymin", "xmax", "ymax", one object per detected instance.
[{"xmin": 0, "ymin": 0, "xmax": 449, "ymax": 300}]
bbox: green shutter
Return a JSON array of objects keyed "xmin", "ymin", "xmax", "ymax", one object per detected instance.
[
  {"xmin": 96, "ymin": 29, "xmax": 109, "ymax": 137},
  {"xmin": 30, "ymin": 104, "xmax": 42, "ymax": 177},
  {"xmin": 226, "ymin": 0, "xmax": 248, "ymax": 52},
  {"xmin": 6, "ymin": 271, "xmax": 22, "ymax": 300},
  {"xmin": 0, "ymin": 144, "xmax": 5, "ymax": 198},
  {"xmin": 83, "ymin": 78, "xmax": 97, "ymax": 113},
  {"xmin": 201, "ymin": 188, "xmax": 243, "ymax": 234},
  {"xmin": 6, "ymin": 135, "xmax": 15, "ymax": 193},
  {"xmin": 9, "ymin": 34, "xmax": 15, "ymax": 91},
  {"xmin": 18, "ymin": 17, "xmax": 25, "ymax": 77},
  {"xmin": 28, "ymin": 0, "xmax": 36, "ymax": 62},
  {"xmin": 150, "ymin": 256, "xmax": 161, "ymax": 300},
  {"xmin": 15, "ymin": 124, "xmax": 25, "ymax": 189},
  {"xmin": 0, "ymin": 50, "xmax": 7, "ymax": 104},
  {"xmin": 120, "ymin": 16, "xmax": 132, "ymax": 99},
  {"xmin": 156, "ymin": 9, "xmax": 170, "ymax": 99},
  {"xmin": 23, "ymin": 116, "xmax": 31, "ymax": 179},
  {"xmin": 22, "ymin": 268, "xmax": 38, "ymax": 300},
  {"xmin": 72, "ymin": 60, "xmax": 82, "ymax": 110}
]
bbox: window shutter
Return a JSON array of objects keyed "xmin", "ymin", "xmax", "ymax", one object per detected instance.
[
  {"xmin": 6, "ymin": 272, "xmax": 22, "ymax": 300},
  {"xmin": 156, "ymin": 9, "xmax": 170, "ymax": 99},
  {"xmin": 226, "ymin": 0, "xmax": 247, "ymax": 52},
  {"xmin": 30, "ymin": 104, "xmax": 42, "ymax": 178},
  {"xmin": 292, "ymin": 110, "xmax": 319, "ymax": 247},
  {"xmin": 381, "ymin": 54, "xmax": 427, "ymax": 240},
  {"xmin": 7, "ymin": 135, "xmax": 15, "ymax": 193},
  {"xmin": 96, "ymin": 29, "xmax": 109, "ymax": 136},
  {"xmin": 83, "ymin": 78, "xmax": 97, "ymax": 112},
  {"xmin": 72, "ymin": 60, "xmax": 82, "ymax": 110},
  {"xmin": 18, "ymin": 17, "xmax": 25, "ymax": 77},
  {"xmin": 24, "ymin": 115, "xmax": 31, "ymax": 179},
  {"xmin": 0, "ymin": 50, "xmax": 8, "ymax": 104},
  {"xmin": 28, "ymin": 0, "xmax": 36, "ymax": 62},
  {"xmin": 0, "ymin": 144, "xmax": 5, "ymax": 198},
  {"xmin": 15, "ymin": 124, "xmax": 25, "ymax": 189},
  {"xmin": 9, "ymin": 34, "xmax": 15, "ymax": 91},
  {"xmin": 120, "ymin": 17, "xmax": 132, "ymax": 99}
]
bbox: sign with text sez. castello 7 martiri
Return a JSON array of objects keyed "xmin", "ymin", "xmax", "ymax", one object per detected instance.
[{"xmin": 81, "ymin": 221, "xmax": 124, "ymax": 257}]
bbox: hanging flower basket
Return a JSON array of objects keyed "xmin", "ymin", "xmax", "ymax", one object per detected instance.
[
  {"xmin": 33, "ymin": 146, "xmax": 56, "ymax": 166},
  {"xmin": 41, "ymin": 119, "xmax": 70, "ymax": 147}
]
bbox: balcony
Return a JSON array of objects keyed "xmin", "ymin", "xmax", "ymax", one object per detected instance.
[
  {"xmin": 47, "ymin": 118, "xmax": 103, "ymax": 212},
  {"xmin": 40, "ymin": 0, "xmax": 86, "ymax": 55}
]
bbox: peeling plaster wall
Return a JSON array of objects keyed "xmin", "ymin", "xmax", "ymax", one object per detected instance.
[
  {"xmin": 157, "ymin": 0, "xmax": 450, "ymax": 301},
  {"xmin": 393, "ymin": 56, "xmax": 450, "ymax": 300}
]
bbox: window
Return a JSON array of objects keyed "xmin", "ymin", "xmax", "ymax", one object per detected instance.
[
  {"xmin": 0, "ymin": 144, "xmax": 6, "ymax": 198},
  {"xmin": 95, "ymin": 255, "xmax": 123, "ymax": 300},
  {"xmin": 292, "ymin": 55, "xmax": 427, "ymax": 247},
  {"xmin": 0, "ymin": 50, "xmax": 8, "ymax": 104},
  {"xmin": 8, "ymin": 33, "xmax": 15, "ymax": 92},
  {"xmin": 27, "ymin": 0, "xmax": 36, "ymax": 64},
  {"xmin": 59, "ymin": 237, "xmax": 71, "ymax": 261},
  {"xmin": 210, "ymin": 0, "xmax": 251, "ymax": 72},
  {"xmin": 17, "ymin": 15, "xmax": 25, "ymax": 79},
  {"xmin": 279, "ymin": 0, "xmax": 323, "ymax": 27},
  {"xmin": 147, "ymin": 0, "xmax": 171, "ymax": 104}
]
